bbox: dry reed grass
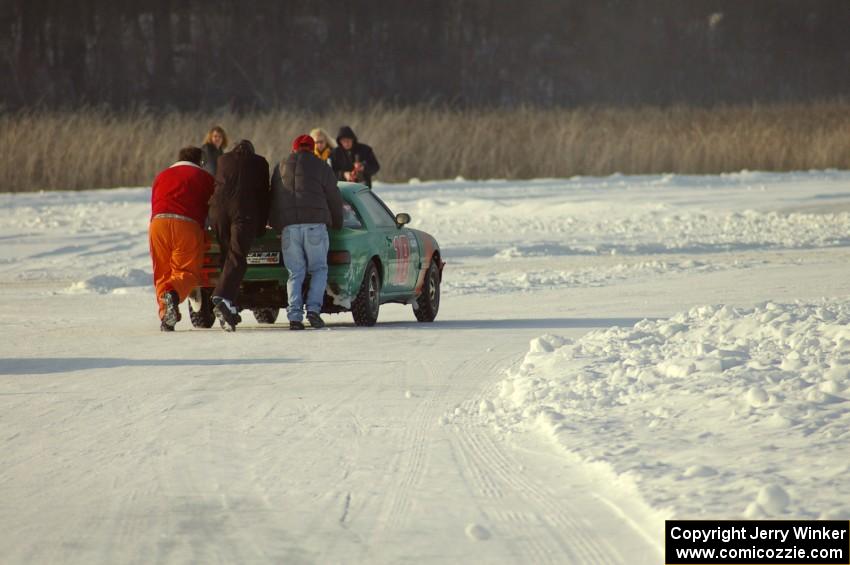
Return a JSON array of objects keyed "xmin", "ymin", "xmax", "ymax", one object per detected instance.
[{"xmin": 2, "ymin": 102, "xmax": 850, "ymax": 192}]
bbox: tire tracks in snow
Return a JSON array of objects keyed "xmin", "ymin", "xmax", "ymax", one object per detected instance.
[
  {"xmin": 449, "ymin": 380, "xmax": 625, "ymax": 564},
  {"xmin": 369, "ymin": 358, "xmax": 448, "ymax": 541},
  {"xmin": 369, "ymin": 353, "xmax": 503, "ymax": 542}
]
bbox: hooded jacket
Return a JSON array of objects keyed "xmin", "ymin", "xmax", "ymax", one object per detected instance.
[
  {"xmin": 269, "ymin": 149, "xmax": 343, "ymax": 231},
  {"xmin": 330, "ymin": 126, "xmax": 380, "ymax": 188}
]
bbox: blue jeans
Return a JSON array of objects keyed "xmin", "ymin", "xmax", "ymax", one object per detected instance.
[{"xmin": 282, "ymin": 223, "xmax": 329, "ymax": 321}]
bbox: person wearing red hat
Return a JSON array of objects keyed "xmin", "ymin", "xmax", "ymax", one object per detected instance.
[{"xmin": 269, "ymin": 134, "xmax": 343, "ymax": 329}]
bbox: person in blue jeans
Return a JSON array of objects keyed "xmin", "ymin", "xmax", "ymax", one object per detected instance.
[
  {"xmin": 268, "ymin": 135, "xmax": 343, "ymax": 330},
  {"xmin": 282, "ymin": 223, "xmax": 329, "ymax": 326}
]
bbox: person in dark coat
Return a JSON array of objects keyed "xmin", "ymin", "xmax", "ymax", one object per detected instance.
[
  {"xmin": 330, "ymin": 126, "xmax": 380, "ymax": 188},
  {"xmin": 269, "ymin": 135, "xmax": 343, "ymax": 330},
  {"xmin": 209, "ymin": 139, "xmax": 270, "ymax": 331},
  {"xmin": 200, "ymin": 126, "xmax": 228, "ymax": 176}
]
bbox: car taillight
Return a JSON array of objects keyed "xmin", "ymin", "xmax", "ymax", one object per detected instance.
[{"xmin": 328, "ymin": 250, "xmax": 351, "ymax": 265}]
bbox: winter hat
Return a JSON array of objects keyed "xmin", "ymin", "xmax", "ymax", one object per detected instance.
[
  {"xmin": 336, "ymin": 126, "xmax": 357, "ymax": 144},
  {"xmin": 292, "ymin": 134, "xmax": 315, "ymax": 153}
]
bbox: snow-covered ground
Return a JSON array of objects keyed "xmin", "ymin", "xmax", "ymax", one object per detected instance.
[{"xmin": 2, "ymin": 171, "xmax": 850, "ymax": 563}]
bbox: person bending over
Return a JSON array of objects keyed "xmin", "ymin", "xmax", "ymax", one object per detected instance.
[
  {"xmin": 209, "ymin": 140, "xmax": 270, "ymax": 331},
  {"xmin": 149, "ymin": 147, "xmax": 215, "ymax": 331}
]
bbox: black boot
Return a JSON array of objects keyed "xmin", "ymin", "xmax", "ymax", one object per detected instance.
[
  {"xmin": 212, "ymin": 296, "xmax": 241, "ymax": 332},
  {"xmin": 306, "ymin": 311, "xmax": 325, "ymax": 329},
  {"xmin": 289, "ymin": 320, "xmax": 305, "ymax": 331},
  {"xmin": 160, "ymin": 290, "xmax": 181, "ymax": 329}
]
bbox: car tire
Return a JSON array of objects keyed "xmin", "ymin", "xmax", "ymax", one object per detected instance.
[
  {"xmin": 414, "ymin": 259, "xmax": 440, "ymax": 322},
  {"xmin": 253, "ymin": 308, "xmax": 279, "ymax": 324},
  {"xmin": 352, "ymin": 261, "xmax": 380, "ymax": 327},
  {"xmin": 188, "ymin": 288, "xmax": 215, "ymax": 328}
]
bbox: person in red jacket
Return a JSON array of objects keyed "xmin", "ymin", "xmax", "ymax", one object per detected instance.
[{"xmin": 149, "ymin": 147, "xmax": 215, "ymax": 331}]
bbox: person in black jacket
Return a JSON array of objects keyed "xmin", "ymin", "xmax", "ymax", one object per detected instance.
[
  {"xmin": 200, "ymin": 126, "xmax": 228, "ymax": 175},
  {"xmin": 270, "ymin": 135, "xmax": 343, "ymax": 330},
  {"xmin": 210, "ymin": 139, "xmax": 270, "ymax": 331},
  {"xmin": 330, "ymin": 126, "xmax": 380, "ymax": 188}
]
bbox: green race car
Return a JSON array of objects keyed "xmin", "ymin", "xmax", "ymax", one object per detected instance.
[{"xmin": 190, "ymin": 182, "xmax": 444, "ymax": 327}]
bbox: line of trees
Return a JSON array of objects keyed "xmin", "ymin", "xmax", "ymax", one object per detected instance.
[{"xmin": 2, "ymin": 0, "xmax": 849, "ymax": 111}]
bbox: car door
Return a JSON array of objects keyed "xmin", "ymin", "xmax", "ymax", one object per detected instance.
[
  {"xmin": 389, "ymin": 228, "xmax": 420, "ymax": 295},
  {"xmin": 358, "ymin": 192, "xmax": 419, "ymax": 295}
]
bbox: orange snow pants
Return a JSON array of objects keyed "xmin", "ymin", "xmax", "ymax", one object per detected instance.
[{"xmin": 149, "ymin": 217, "xmax": 205, "ymax": 319}]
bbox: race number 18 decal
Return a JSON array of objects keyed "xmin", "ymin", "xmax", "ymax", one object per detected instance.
[{"xmin": 392, "ymin": 235, "xmax": 411, "ymax": 284}]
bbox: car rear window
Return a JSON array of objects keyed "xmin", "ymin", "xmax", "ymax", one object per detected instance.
[{"xmin": 343, "ymin": 203, "xmax": 363, "ymax": 229}]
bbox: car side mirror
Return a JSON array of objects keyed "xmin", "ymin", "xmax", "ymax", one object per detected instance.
[{"xmin": 395, "ymin": 213, "xmax": 411, "ymax": 227}]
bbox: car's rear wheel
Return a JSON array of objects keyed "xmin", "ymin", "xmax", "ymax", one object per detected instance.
[
  {"xmin": 352, "ymin": 261, "xmax": 380, "ymax": 327},
  {"xmin": 188, "ymin": 288, "xmax": 215, "ymax": 328},
  {"xmin": 253, "ymin": 307, "xmax": 279, "ymax": 324},
  {"xmin": 414, "ymin": 259, "xmax": 440, "ymax": 322}
]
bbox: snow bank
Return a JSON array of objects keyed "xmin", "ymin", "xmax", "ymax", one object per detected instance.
[
  {"xmin": 444, "ymin": 259, "xmax": 752, "ymax": 295},
  {"xmin": 476, "ymin": 301, "xmax": 850, "ymax": 519}
]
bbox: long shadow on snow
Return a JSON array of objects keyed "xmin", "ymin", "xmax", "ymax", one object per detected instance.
[
  {"xmin": 238, "ymin": 317, "xmax": 651, "ymax": 331},
  {"xmin": 0, "ymin": 357, "xmax": 292, "ymax": 376},
  {"xmin": 352, "ymin": 317, "xmax": 652, "ymax": 330}
]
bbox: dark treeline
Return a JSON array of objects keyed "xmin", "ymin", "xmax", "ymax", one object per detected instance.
[{"xmin": 2, "ymin": 0, "xmax": 849, "ymax": 111}]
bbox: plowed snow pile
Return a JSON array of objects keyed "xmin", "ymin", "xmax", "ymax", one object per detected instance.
[{"xmin": 485, "ymin": 301, "xmax": 850, "ymax": 519}]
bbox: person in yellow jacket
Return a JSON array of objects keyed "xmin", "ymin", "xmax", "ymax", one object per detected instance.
[{"xmin": 310, "ymin": 128, "xmax": 335, "ymax": 164}]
